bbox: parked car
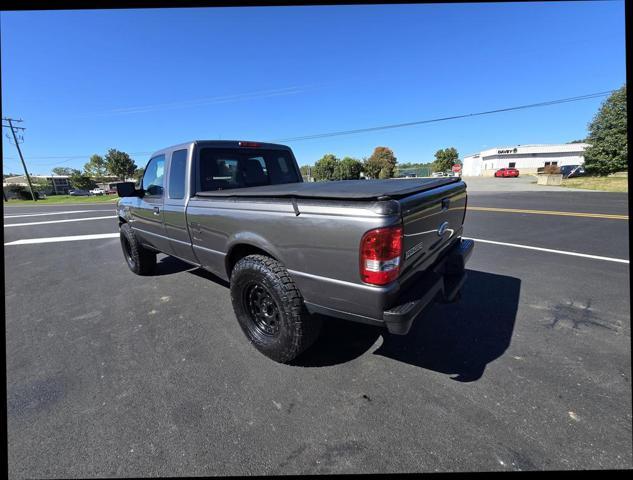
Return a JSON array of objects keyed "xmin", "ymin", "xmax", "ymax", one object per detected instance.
[
  {"xmin": 431, "ymin": 171, "xmax": 446, "ymax": 177},
  {"xmin": 68, "ymin": 189, "xmax": 91, "ymax": 196},
  {"xmin": 560, "ymin": 165, "xmax": 586, "ymax": 178},
  {"xmin": 494, "ymin": 167, "xmax": 520, "ymax": 178},
  {"xmin": 105, "ymin": 188, "xmax": 118, "ymax": 195},
  {"xmin": 90, "ymin": 188, "xmax": 105, "ymax": 195},
  {"xmin": 116, "ymin": 140, "xmax": 473, "ymax": 363}
]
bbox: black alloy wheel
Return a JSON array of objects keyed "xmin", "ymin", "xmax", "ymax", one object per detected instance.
[{"xmin": 244, "ymin": 282, "xmax": 281, "ymax": 338}]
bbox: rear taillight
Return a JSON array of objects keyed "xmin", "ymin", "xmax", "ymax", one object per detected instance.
[
  {"xmin": 360, "ymin": 225, "xmax": 403, "ymax": 285},
  {"xmin": 238, "ymin": 141, "xmax": 261, "ymax": 148}
]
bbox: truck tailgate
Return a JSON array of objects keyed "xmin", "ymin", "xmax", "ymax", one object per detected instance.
[{"xmin": 398, "ymin": 181, "xmax": 468, "ymax": 281}]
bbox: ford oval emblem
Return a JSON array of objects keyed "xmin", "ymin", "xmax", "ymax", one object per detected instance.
[{"xmin": 437, "ymin": 221, "xmax": 449, "ymax": 236}]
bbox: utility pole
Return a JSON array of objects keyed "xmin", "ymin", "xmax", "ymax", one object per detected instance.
[{"xmin": 2, "ymin": 117, "xmax": 36, "ymax": 201}]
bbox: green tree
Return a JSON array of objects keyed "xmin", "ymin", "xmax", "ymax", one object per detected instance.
[
  {"xmin": 84, "ymin": 154, "xmax": 108, "ymax": 180},
  {"xmin": 69, "ymin": 171, "xmax": 97, "ymax": 190},
  {"xmin": 313, "ymin": 154, "xmax": 339, "ymax": 181},
  {"xmin": 568, "ymin": 139, "xmax": 586, "ymax": 144},
  {"xmin": 432, "ymin": 147, "xmax": 459, "ymax": 172},
  {"xmin": 335, "ymin": 157, "xmax": 363, "ymax": 180},
  {"xmin": 104, "ymin": 149, "xmax": 137, "ymax": 180},
  {"xmin": 31, "ymin": 177, "xmax": 52, "ymax": 192},
  {"xmin": 51, "ymin": 167, "xmax": 76, "ymax": 176},
  {"xmin": 584, "ymin": 85, "xmax": 627, "ymax": 175},
  {"xmin": 364, "ymin": 146, "xmax": 397, "ymax": 179}
]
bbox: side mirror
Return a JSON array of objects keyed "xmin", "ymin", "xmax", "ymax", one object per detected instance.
[
  {"xmin": 117, "ymin": 182, "xmax": 140, "ymax": 197},
  {"xmin": 146, "ymin": 185, "xmax": 163, "ymax": 196}
]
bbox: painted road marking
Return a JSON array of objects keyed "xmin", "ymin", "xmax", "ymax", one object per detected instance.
[
  {"xmin": 466, "ymin": 237, "xmax": 629, "ymax": 264},
  {"xmin": 4, "ymin": 230, "xmax": 627, "ymax": 266},
  {"xmin": 3, "ymin": 200, "xmax": 118, "ymax": 208},
  {"xmin": 468, "ymin": 206, "xmax": 628, "ymax": 220},
  {"xmin": 4, "ymin": 209, "xmax": 113, "ymax": 218},
  {"xmin": 4, "ymin": 233, "xmax": 120, "ymax": 245},
  {"xmin": 4, "ymin": 216, "xmax": 117, "ymax": 227}
]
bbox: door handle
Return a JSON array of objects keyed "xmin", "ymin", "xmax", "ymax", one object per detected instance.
[{"xmin": 153, "ymin": 206, "xmax": 160, "ymax": 215}]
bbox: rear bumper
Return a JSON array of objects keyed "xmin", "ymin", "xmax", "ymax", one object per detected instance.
[
  {"xmin": 303, "ymin": 238, "xmax": 474, "ymax": 334},
  {"xmin": 382, "ymin": 238, "xmax": 474, "ymax": 335}
]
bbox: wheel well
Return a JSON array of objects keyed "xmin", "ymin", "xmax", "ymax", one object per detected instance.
[{"xmin": 226, "ymin": 244, "xmax": 276, "ymax": 279}]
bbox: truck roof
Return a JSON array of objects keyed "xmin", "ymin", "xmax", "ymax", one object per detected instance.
[{"xmin": 150, "ymin": 140, "xmax": 292, "ymax": 158}]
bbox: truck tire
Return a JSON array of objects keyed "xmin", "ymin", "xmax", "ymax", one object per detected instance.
[
  {"xmin": 120, "ymin": 223, "xmax": 156, "ymax": 276},
  {"xmin": 230, "ymin": 254, "xmax": 322, "ymax": 363}
]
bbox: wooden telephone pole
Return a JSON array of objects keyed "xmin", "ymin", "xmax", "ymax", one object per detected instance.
[{"xmin": 2, "ymin": 117, "xmax": 37, "ymax": 201}]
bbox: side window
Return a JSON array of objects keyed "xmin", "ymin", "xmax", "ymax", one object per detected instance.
[
  {"xmin": 278, "ymin": 157, "xmax": 289, "ymax": 174},
  {"xmin": 268, "ymin": 153, "xmax": 299, "ymax": 184},
  {"xmin": 168, "ymin": 149, "xmax": 187, "ymax": 199},
  {"xmin": 142, "ymin": 155, "xmax": 165, "ymax": 197}
]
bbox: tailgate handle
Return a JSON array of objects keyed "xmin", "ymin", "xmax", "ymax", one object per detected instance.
[{"xmin": 441, "ymin": 198, "xmax": 450, "ymax": 211}]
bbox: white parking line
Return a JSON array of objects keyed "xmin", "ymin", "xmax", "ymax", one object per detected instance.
[
  {"xmin": 3, "ymin": 231, "xmax": 628, "ymax": 267},
  {"xmin": 466, "ymin": 237, "xmax": 629, "ymax": 264},
  {"xmin": 4, "ymin": 209, "xmax": 113, "ymax": 218},
  {"xmin": 4, "ymin": 216, "xmax": 117, "ymax": 228},
  {"xmin": 4, "ymin": 233, "xmax": 120, "ymax": 245}
]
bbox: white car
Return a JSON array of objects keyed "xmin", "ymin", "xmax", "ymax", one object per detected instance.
[
  {"xmin": 90, "ymin": 188, "xmax": 105, "ymax": 195},
  {"xmin": 431, "ymin": 172, "xmax": 446, "ymax": 177}
]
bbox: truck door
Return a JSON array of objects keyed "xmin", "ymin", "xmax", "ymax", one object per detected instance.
[
  {"xmin": 163, "ymin": 148, "xmax": 198, "ymax": 263},
  {"xmin": 131, "ymin": 154, "xmax": 171, "ymax": 253}
]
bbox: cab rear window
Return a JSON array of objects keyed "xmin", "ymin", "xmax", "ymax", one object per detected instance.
[{"xmin": 197, "ymin": 148, "xmax": 300, "ymax": 192}]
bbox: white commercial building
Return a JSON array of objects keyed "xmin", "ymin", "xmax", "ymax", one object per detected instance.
[{"xmin": 461, "ymin": 143, "xmax": 590, "ymax": 176}]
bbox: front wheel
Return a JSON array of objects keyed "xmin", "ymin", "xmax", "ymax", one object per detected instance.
[
  {"xmin": 120, "ymin": 223, "xmax": 156, "ymax": 275},
  {"xmin": 230, "ymin": 254, "xmax": 322, "ymax": 363}
]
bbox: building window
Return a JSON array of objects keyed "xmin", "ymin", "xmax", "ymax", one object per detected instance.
[{"xmin": 509, "ymin": 162, "xmax": 516, "ymax": 168}]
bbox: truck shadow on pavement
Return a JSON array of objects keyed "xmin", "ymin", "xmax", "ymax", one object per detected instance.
[
  {"xmin": 157, "ymin": 256, "xmax": 520, "ymax": 382},
  {"xmin": 155, "ymin": 255, "xmax": 231, "ymax": 286},
  {"xmin": 294, "ymin": 270, "xmax": 521, "ymax": 382}
]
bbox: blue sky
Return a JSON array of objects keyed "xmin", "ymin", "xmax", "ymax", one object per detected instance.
[{"xmin": 1, "ymin": 1, "xmax": 626, "ymax": 174}]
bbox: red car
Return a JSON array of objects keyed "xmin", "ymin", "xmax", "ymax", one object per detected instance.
[{"xmin": 495, "ymin": 167, "xmax": 520, "ymax": 178}]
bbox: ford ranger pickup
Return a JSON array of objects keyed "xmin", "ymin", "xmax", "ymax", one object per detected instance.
[{"xmin": 116, "ymin": 140, "xmax": 474, "ymax": 363}]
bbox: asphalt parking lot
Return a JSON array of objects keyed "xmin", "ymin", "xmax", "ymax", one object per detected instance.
[{"xmin": 3, "ymin": 186, "xmax": 631, "ymax": 476}]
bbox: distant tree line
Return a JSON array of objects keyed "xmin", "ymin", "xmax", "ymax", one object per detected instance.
[
  {"xmin": 308, "ymin": 146, "xmax": 398, "ymax": 181},
  {"xmin": 49, "ymin": 149, "xmax": 143, "ymax": 190},
  {"xmin": 306, "ymin": 145, "xmax": 460, "ymax": 181}
]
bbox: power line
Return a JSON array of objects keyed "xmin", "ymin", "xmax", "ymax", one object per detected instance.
[
  {"xmin": 2, "ymin": 151, "xmax": 154, "ymax": 163},
  {"xmin": 271, "ymin": 90, "xmax": 614, "ymax": 143},
  {"xmin": 1, "ymin": 89, "xmax": 615, "ymax": 169}
]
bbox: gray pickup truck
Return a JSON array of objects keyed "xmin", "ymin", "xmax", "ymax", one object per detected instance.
[{"xmin": 116, "ymin": 140, "xmax": 474, "ymax": 363}]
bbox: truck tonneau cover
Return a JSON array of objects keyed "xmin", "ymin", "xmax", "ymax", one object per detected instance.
[{"xmin": 196, "ymin": 178, "xmax": 461, "ymax": 200}]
